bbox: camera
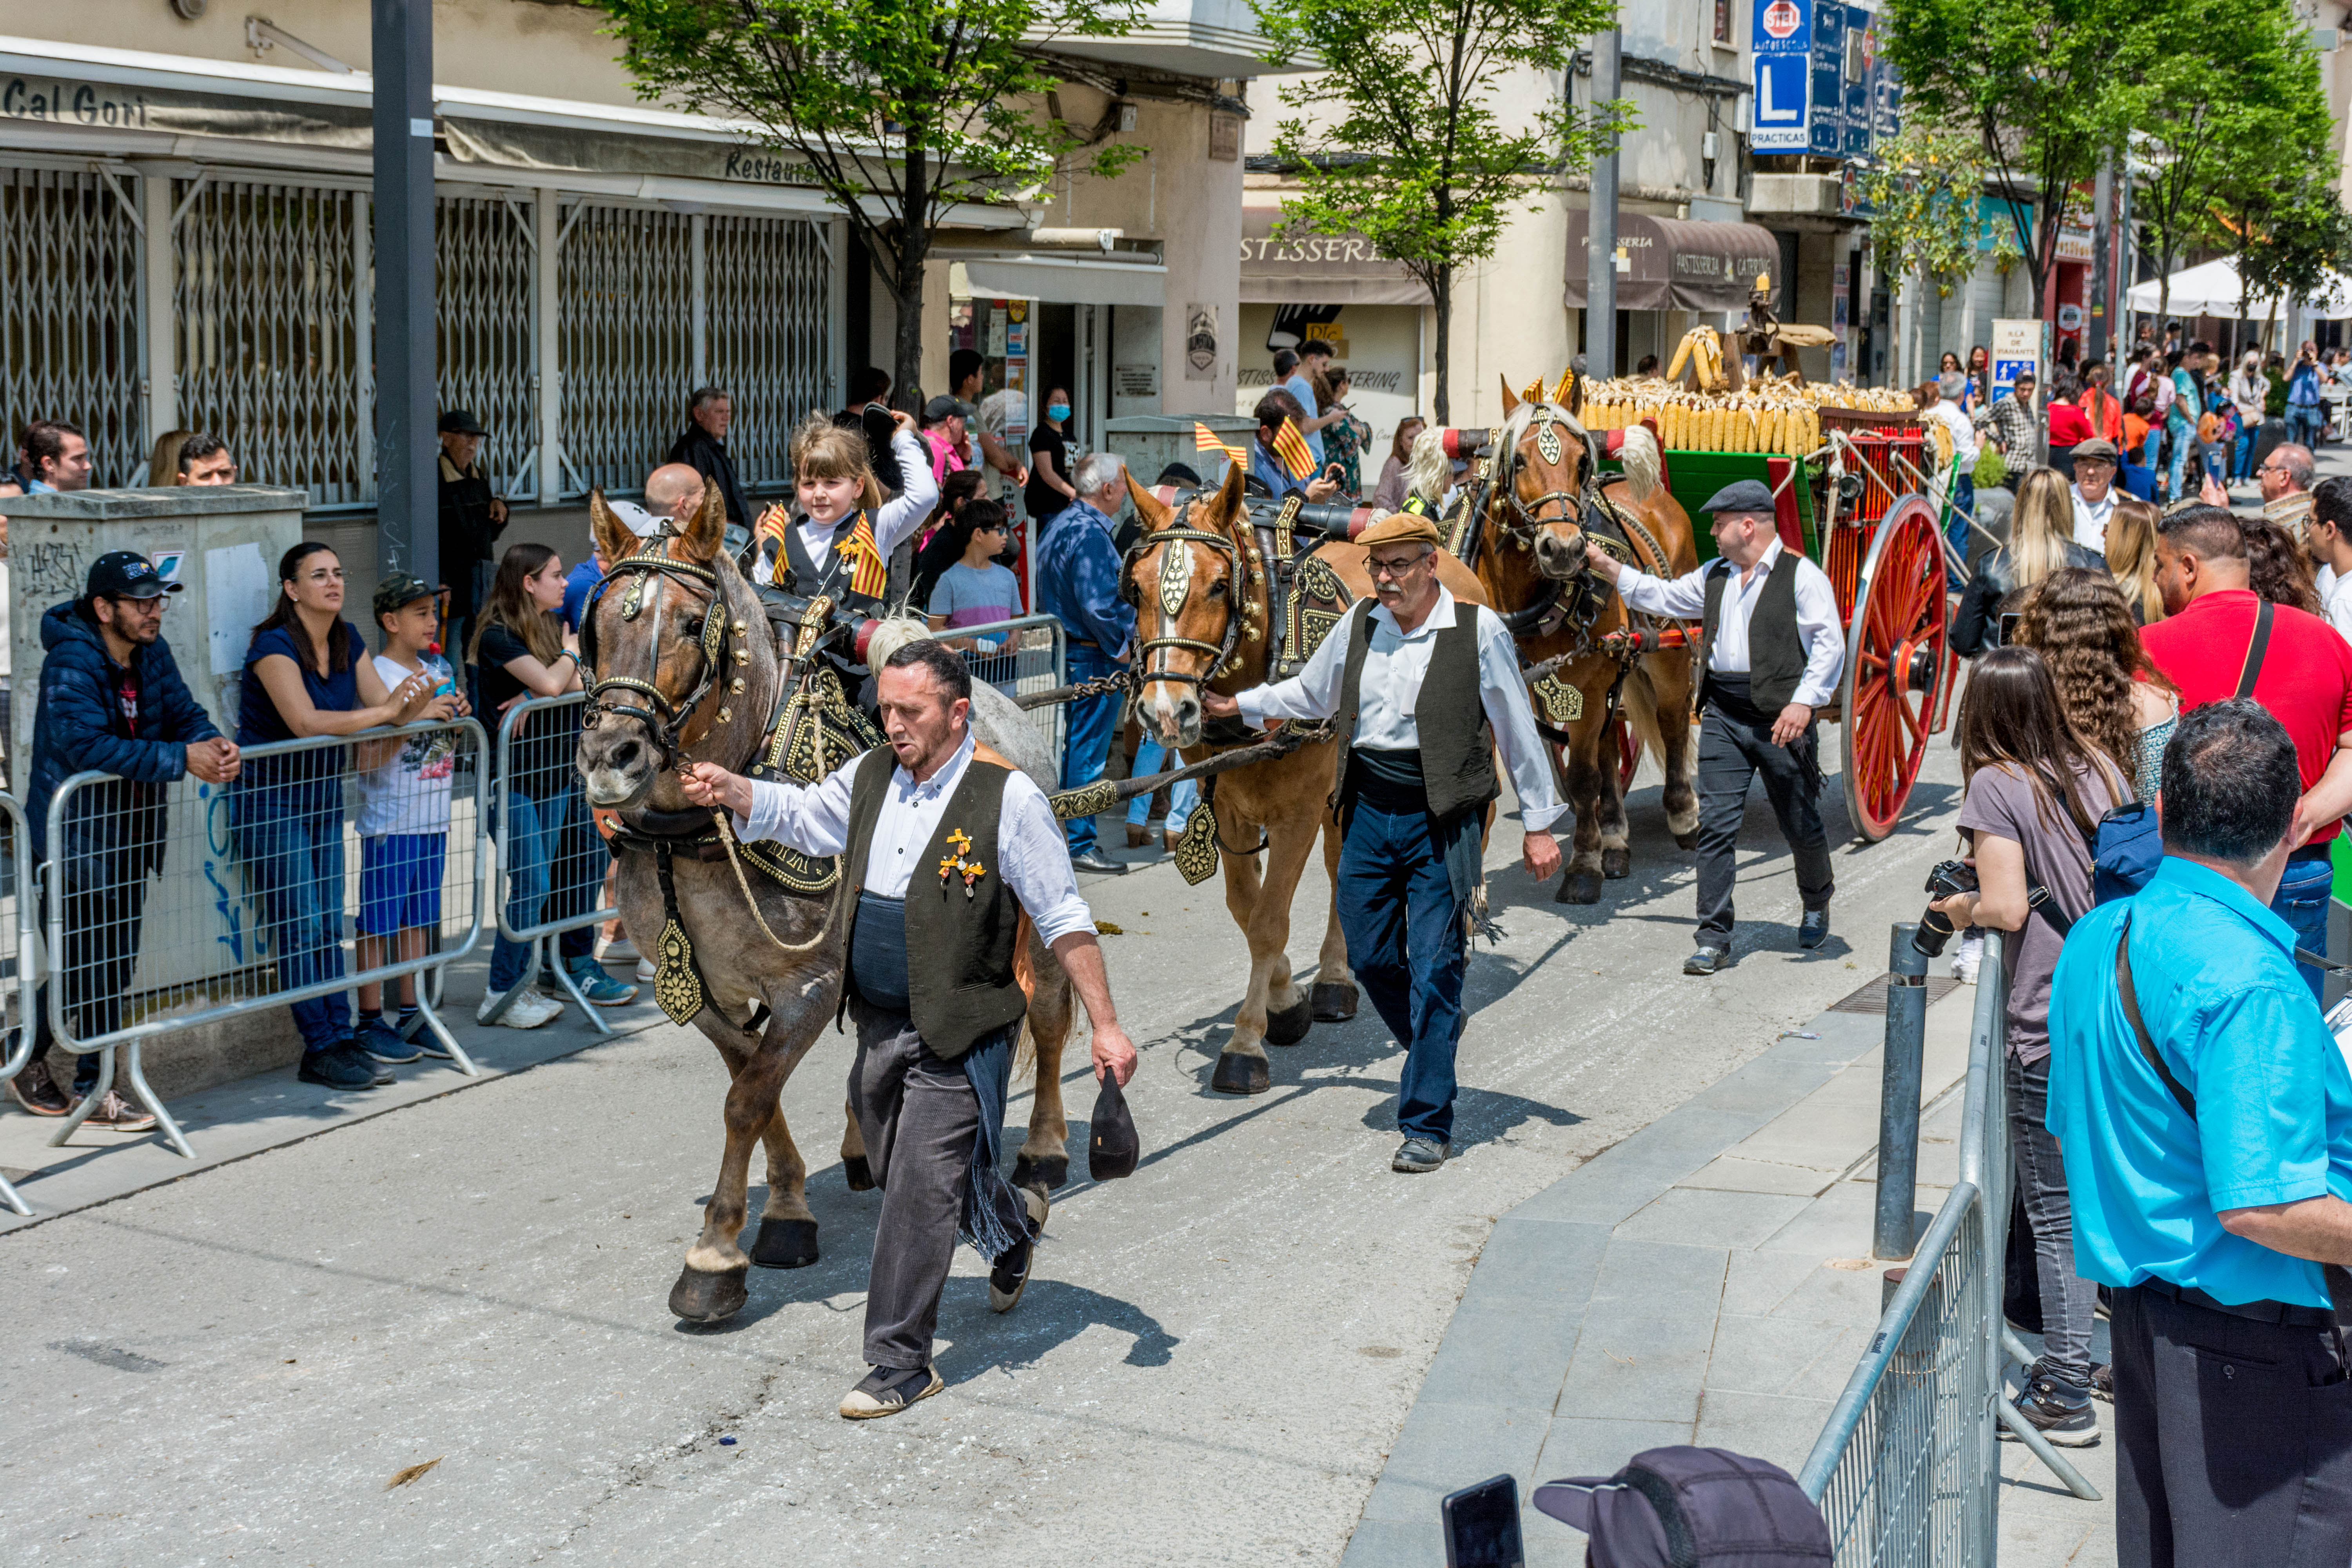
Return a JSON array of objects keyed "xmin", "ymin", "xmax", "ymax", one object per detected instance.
[{"xmin": 1913, "ymin": 858, "xmax": 1979, "ymax": 956}]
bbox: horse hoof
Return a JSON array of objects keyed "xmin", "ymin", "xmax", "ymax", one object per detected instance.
[
  {"xmin": 1602, "ymin": 847, "xmax": 1631, "ymax": 879},
  {"xmin": 1210, "ymin": 1050, "xmax": 1272, "ymax": 1095},
  {"xmin": 749, "ymin": 1217, "xmax": 820, "ymax": 1270},
  {"xmin": 668, "ymin": 1263, "xmax": 750, "ymax": 1323},
  {"xmin": 1557, "ymin": 871, "xmax": 1604, "ymax": 905},
  {"xmin": 1674, "ymin": 830, "xmax": 1699, "ymax": 851},
  {"xmin": 1311, "ymin": 981, "xmax": 1359, "ymax": 1022},
  {"xmin": 843, "ymin": 1155, "xmax": 875, "ymax": 1192},
  {"xmin": 1264, "ymin": 993, "xmax": 1314, "ymax": 1046},
  {"xmin": 1011, "ymin": 1152, "xmax": 1069, "ymax": 1194}
]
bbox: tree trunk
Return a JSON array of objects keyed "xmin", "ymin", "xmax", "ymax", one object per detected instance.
[
  {"xmin": 891, "ymin": 134, "xmax": 933, "ymax": 414},
  {"xmin": 2155, "ymin": 242, "xmax": 2174, "ymax": 351},
  {"xmin": 1433, "ymin": 264, "xmax": 1453, "ymax": 425}
]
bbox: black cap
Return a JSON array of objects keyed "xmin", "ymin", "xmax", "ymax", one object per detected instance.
[
  {"xmin": 1532, "ymin": 1448, "xmax": 1830, "ymax": 1568},
  {"xmin": 1699, "ymin": 479, "xmax": 1777, "ymax": 515},
  {"xmin": 437, "ymin": 409, "xmax": 488, "ymax": 435},
  {"xmin": 373, "ymin": 572, "xmax": 437, "ymax": 618},
  {"xmin": 922, "ymin": 394, "xmax": 975, "ymax": 423},
  {"xmin": 1088, "ymin": 1070, "xmax": 1139, "ymax": 1180},
  {"xmin": 85, "ymin": 550, "xmax": 183, "ymax": 601}
]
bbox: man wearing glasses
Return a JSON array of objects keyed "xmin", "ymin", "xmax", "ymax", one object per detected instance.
[{"xmin": 1201, "ymin": 512, "xmax": 1561, "ymax": 1173}]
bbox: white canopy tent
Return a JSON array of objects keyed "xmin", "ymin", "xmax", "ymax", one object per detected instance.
[{"xmin": 2127, "ymin": 256, "xmax": 2352, "ymax": 319}]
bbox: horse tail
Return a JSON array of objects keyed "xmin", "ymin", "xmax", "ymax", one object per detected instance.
[
  {"xmin": 1012, "ymin": 1017, "xmax": 1036, "ymax": 1083},
  {"xmin": 1406, "ymin": 425, "xmax": 1450, "ymax": 509},
  {"xmin": 1616, "ymin": 423, "xmax": 1662, "ymax": 505},
  {"xmin": 1626, "ymin": 679, "xmax": 1665, "ymax": 779}
]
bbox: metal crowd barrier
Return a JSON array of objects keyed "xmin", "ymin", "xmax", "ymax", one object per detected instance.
[
  {"xmin": 0, "ymin": 793, "xmax": 44, "ymax": 1214},
  {"xmin": 1798, "ymin": 939, "xmax": 2099, "ymax": 1565},
  {"xmin": 41, "ymin": 717, "xmax": 492, "ymax": 1160},
  {"xmin": 489, "ymin": 691, "xmax": 621, "ymax": 1035},
  {"xmin": 939, "ymin": 614, "xmax": 1066, "ymax": 775}
]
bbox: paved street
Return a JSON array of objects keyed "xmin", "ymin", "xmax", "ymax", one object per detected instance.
[{"xmin": 2, "ymin": 748, "xmax": 1963, "ymax": 1566}]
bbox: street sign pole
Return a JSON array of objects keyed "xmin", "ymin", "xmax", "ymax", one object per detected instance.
[
  {"xmin": 373, "ymin": 0, "xmax": 438, "ymax": 590},
  {"xmin": 1585, "ymin": 28, "xmax": 1621, "ymax": 379}
]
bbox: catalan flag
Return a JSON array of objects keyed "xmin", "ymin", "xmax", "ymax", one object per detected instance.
[
  {"xmin": 753, "ymin": 501, "xmax": 790, "ymax": 547},
  {"xmin": 1194, "ymin": 420, "xmax": 1246, "ymax": 466},
  {"xmin": 1272, "ymin": 416, "xmax": 1317, "ymax": 480},
  {"xmin": 836, "ymin": 512, "xmax": 890, "ymax": 599}
]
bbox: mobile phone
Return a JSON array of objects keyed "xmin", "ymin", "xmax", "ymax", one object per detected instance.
[
  {"xmin": 1998, "ymin": 610, "xmax": 2022, "ymax": 646},
  {"xmin": 1440, "ymin": 1474, "xmax": 1524, "ymax": 1568}
]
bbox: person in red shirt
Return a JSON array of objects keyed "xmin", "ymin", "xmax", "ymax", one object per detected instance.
[
  {"xmin": 2078, "ymin": 360, "xmax": 2125, "ymax": 446},
  {"xmin": 2048, "ymin": 368, "xmax": 2096, "ymax": 460},
  {"xmin": 2141, "ymin": 505, "xmax": 2352, "ymax": 997}
]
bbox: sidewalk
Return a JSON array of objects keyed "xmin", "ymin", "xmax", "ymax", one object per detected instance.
[
  {"xmin": 0, "ymin": 950, "xmax": 667, "ymax": 1231},
  {"xmin": 1341, "ymin": 969, "xmax": 2114, "ymax": 1568}
]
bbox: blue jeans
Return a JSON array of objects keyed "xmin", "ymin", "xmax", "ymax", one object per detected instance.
[
  {"xmin": 2165, "ymin": 414, "xmax": 2195, "ymax": 497},
  {"xmin": 2138, "ymin": 424, "xmax": 2164, "ymax": 470},
  {"xmin": 1126, "ymin": 733, "xmax": 1197, "ymax": 832},
  {"xmin": 491, "ymin": 788, "xmax": 577, "ymax": 993},
  {"xmin": 2233, "ymin": 429, "xmax": 2260, "ymax": 481},
  {"xmin": 2290, "ymin": 405, "xmax": 2325, "ymax": 450},
  {"xmin": 2273, "ymin": 853, "xmax": 2334, "ymax": 1003},
  {"xmin": 1059, "ymin": 645, "xmax": 1125, "ymax": 857},
  {"xmin": 1943, "ymin": 474, "xmax": 1976, "ymax": 588},
  {"xmin": 1335, "ymin": 798, "xmax": 1468, "ymax": 1144},
  {"xmin": 239, "ymin": 808, "xmax": 352, "ymax": 1051}
]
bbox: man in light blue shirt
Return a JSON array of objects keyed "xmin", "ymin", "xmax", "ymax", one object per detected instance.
[
  {"xmin": 24, "ymin": 421, "xmax": 91, "ymax": 493},
  {"xmin": 1034, "ymin": 452, "xmax": 1136, "ymax": 874},
  {"xmin": 1274, "ymin": 347, "xmax": 1325, "ymax": 468},
  {"xmin": 2046, "ymin": 698, "xmax": 2352, "ymax": 1567}
]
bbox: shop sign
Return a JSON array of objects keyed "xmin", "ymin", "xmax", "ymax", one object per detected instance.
[
  {"xmin": 1114, "ymin": 364, "xmax": 1158, "ymax": 398},
  {"xmin": 1186, "ymin": 304, "xmax": 1220, "ymax": 382},
  {"xmin": 1991, "ymin": 317, "xmax": 2041, "ymax": 402}
]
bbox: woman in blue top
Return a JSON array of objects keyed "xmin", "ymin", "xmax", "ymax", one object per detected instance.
[{"xmin": 240, "ymin": 543, "xmax": 454, "ymax": 1092}]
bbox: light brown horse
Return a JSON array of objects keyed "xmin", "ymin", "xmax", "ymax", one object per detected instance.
[
  {"xmin": 1125, "ymin": 460, "xmax": 1491, "ymax": 1095},
  {"xmin": 1470, "ymin": 380, "xmax": 1701, "ymax": 903},
  {"xmin": 571, "ymin": 488, "xmax": 1076, "ymax": 1325}
]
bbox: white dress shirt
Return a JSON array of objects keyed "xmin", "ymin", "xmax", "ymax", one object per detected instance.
[
  {"xmin": 2070, "ymin": 485, "xmax": 2116, "ymax": 551},
  {"xmin": 1234, "ymin": 586, "xmax": 1567, "ymax": 832},
  {"xmin": 765, "ymin": 427, "xmax": 939, "ymax": 588},
  {"xmin": 1613, "ymin": 539, "xmax": 1845, "ymax": 710},
  {"xmin": 2321, "ymin": 571, "xmax": 2352, "ymax": 646},
  {"xmin": 733, "ymin": 729, "xmax": 1096, "ymax": 944}
]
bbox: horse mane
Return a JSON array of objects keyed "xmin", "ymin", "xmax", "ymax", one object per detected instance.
[
  {"xmin": 861, "ymin": 614, "xmax": 935, "ymax": 670},
  {"xmin": 1405, "ymin": 426, "xmax": 1450, "ymax": 509},
  {"xmin": 1614, "ymin": 423, "xmax": 1661, "ymax": 505}
]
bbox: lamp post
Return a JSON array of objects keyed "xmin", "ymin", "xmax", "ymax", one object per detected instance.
[{"xmin": 372, "ymin": 0, "xmax": 438, "ymax": 588}]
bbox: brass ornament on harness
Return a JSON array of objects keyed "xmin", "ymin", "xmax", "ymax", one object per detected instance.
[{"xmin": 1172, "ymin": 805, "xmax": 1221, "ymax": 885}]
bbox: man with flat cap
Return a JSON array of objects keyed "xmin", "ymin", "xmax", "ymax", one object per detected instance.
[
  {"xmin": 1586, "ymin": 480, "xmax": 1844, "ymax": 975},
  {"xmin": 1202, "ymin": 511, "xmax": 1563, "ymax": 1173}
]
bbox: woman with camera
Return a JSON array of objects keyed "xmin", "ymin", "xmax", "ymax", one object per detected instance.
[{"xmin": 1926, "ymin": 644, "xmax": 2129, "ymax": 1447}]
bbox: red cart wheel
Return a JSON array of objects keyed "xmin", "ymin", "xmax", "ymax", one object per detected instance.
[
  {"xmin": 1616, "ymin": 716, "xmax": 1640, "ymax": 791},
  {"xmin": 1838, "ymin": 495, "xmax": 1949, "ymax": 842}
]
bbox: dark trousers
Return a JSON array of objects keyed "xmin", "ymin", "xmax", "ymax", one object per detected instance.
[
  {"xmin": 2008, "ymin": 1053, "xmax": 2098, "ymax": 1384},
  {"xmin": 848, "ymin": 1009, "xmax": 1031, "ymax": 1370},
  {"xmin": 30, "ymin": 853, "xmax": 151, "ymax": 1093},
  {"xmin": 2112, "ymin": 1284, "xmax": 2352, "ymax": 1566},
  {"xmin": 1693, "ymin": 701, "xmax": 1835, "ymax": 944},
  {"xmin": 1334, "ymin": 798, "xmax": 1467, "ymax": 1143},
  {"xmin": 1059, "ymin": 644, "xmax": 1123, "ymax": 857}
]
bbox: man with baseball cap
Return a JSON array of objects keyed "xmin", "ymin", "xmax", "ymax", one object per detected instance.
[
  {"xmin": 1202, "ymin": 511, "xmax": 1563, "ymax": 1172},
  {"xmin": 10, "ymin": 552, "xmax": 237, "ymax": 1128},
  {"xmin": 919, "ymin": 394, "xmax": 973, "ymax": 488},
  {"xmin": 1587, "ymin": 480, "xmax": 1844, "ymax": 975},
  {"xmin": 2069, "ymin": 436, "xmax": 2123, "ymax": 548}
]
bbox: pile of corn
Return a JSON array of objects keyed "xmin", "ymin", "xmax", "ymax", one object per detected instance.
[{"xmin": 1576, "ymin": 376, "xmax": 1916, "ymax": 457}]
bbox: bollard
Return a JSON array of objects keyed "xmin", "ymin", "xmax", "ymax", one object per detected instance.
[{"xmin": 1875, "ymin": 923, "xmax": 1928, "ymax": 1260}]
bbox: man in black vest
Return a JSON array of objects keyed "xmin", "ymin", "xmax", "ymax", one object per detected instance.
[
  {"xmin": 1201, "ymin": 513, "xmax": 1564, "ymax": 1173},
  {"xmin": 1586, "ymin": 480, "xmax": 1845, "ymax": 975},
  {"xmin": 682, "ymin": 639, "xmax": 1136, "ymax": 1419}
]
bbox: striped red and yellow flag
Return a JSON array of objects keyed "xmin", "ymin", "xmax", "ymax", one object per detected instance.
[
  {"xmin": 838, "ymin": 512, "xmax": 889, "ymax": 599},
  {"xmin": 1194, "ymin": 421, "xmax": 1246, "ymax": 465},
  {"xmin": 753, "ymin": 501, "xmax": 789, "ymax": 546},
  {"xmin": 1273, "ymin": 416, "xmax": 1316, "ymax": 480}
]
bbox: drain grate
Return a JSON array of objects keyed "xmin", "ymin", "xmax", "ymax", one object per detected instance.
[{"xmin": 1826, "ymin": 973, "xmax": 1963, "ymax": 1014}]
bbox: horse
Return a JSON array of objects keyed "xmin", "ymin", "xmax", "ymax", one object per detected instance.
[
  {"xmin": 571, "ymin": 486, "xmax": 1077, "ymax": 1325},
  {"xmin": 1462, "ymin": 376, "xmax": 1702, "ymax": 904},
  {"xmin": 1123, "ymin": 458, "xmax": 1493, "ymax": 1096}
]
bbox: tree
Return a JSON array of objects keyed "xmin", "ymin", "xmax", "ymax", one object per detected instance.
[
  {"xmin": 592, "ymin": 0, "xmax": 1145, "ymax": 410},
  {"xmin": 2226, "ymin": 175, "xmax": 2352, "ymax": 349},
  {"xmin": 2124, "ymin": 0, "xmax": 2321, "ymax": 333},
  {"xmin": 1880, "ymin": 0, "xmax": 2134, "ymax": 316},
  {"xmin": 1254, "ymin": 0, "xmax": 1628, "ymax": 422},
  {"xmin": 1856, "ymin": 125, "xmax": 2019, "ymax": 387}
]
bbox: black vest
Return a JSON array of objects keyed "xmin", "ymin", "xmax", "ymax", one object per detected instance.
[
  {"xmin": 1333, "ymin": 599, "xmax": 1499, "ymax": 825},
  {"xmin": 836, "ymin": 743, "xmax": 1027, "ymax": 1060},
  {"xmin": 1699, "ymin": 552, "xmax": 1808, "ymax": 714},
  {"xmin": 780, "ymin": 510, "xmax": 884, "ymax": 614}
]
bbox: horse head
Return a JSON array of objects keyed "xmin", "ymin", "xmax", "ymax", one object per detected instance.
[
  {"xmin": 1123, "ymin": 459, "xmax": 1253, "ymax": 751},
  {"xmin": 1485, "ymin": 372, "xmax": 1661, "ymax": 584},
  {"xmin": 575, "ymin": 480, "xmax": 772, "ymax": 812}
]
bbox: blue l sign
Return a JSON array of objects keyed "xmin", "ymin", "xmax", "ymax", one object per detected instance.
[{"xmin": 1752, "ymin": 54, "xmax": 1809, "ymax": 150}]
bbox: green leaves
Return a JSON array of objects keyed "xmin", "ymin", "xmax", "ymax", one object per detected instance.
[{"xmin": 1856, "ymin": 126, "xmax": 2018, "ymax": 299}]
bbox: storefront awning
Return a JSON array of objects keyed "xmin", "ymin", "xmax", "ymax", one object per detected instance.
[
  {"xmin": 951, "ymin": 255, "xmax": 1165, "ymax": 307},
  {"xmin": 1562, "ymin": 211, "xmax": 1782, "ymax": 313},
  {"xmin": 1239, "ymin": 205, "xmax": 1431, "ymax": 307}
]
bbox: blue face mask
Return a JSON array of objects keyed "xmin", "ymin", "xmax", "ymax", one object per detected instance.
[{"xmin": 1047, "ymin": 403, "xmax": 1073, "ymax": 421}]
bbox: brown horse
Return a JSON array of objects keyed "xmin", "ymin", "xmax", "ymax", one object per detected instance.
[
  {"xmin": 571, "ymin": 488, "xmax": 1076, "ymax": 1325},
  {"xmin": 1124, "ymin": 460, "xmax": 1492, "ymax": 1095},
  {"xmin": 1470, "ymin": 380, "xmax": 1701, "ymax": 904}
]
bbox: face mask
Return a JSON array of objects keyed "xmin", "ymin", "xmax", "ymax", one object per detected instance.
[{"xmin": 1047, "ymin": 403, "xmax": 1072, "ymax": 421}]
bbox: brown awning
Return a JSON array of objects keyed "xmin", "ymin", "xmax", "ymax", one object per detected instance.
[
  {"xmin": 1562, "ymin": 211, "xmax": 1783, "ymax": 313},
  {"xmin": 1239, "ymin": 205, "xmax": 1432, "ymax": 307}
]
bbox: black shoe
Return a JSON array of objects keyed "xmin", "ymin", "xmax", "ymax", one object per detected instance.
[
  {"xmin": 2090, "ymin": 1362, "xmax": 2112, "ymax": 1403},
  {"xmin": 838, "ymin": 1363, "xmax": 944, "ymax": 1419},
  {"xmin": 1392, "ymin": 1138, "xmax": 1452, "ymax": 1173},
  {"xmin": 1800, "ymin": 908, "xmax": 1831, "ymax": 949},
  {"xmin": 1069, "ymin": 851, "xmax": 1128, "ymax": 875},
  {"xmin": 299, "ymin": 1046, "xmax": 380, "ymax": 1091},
  {"xmin": 1684, "ymin": 945, "xmax": 1730, "ymax": 976},
  {"xmin": 343, "ymin": 1041, "xmax": 395, "ymax": 1085},
  {"xmin": 988, "ymin": 1240, "xmax": 1034, "ymax": 1314},
  {"xmin": 354, "ymin": 1017, "xmax": 422, "ymax": 1064},
  {"xmin": 1999, "ymin": 1364, "xmax": 2100, "ymax": 1447}
]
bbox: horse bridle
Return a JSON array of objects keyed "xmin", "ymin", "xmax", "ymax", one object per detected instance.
[
  {"xmin": 1493, "ymin": 404, "xmax": 1604, "ymax": 552},
  {"xmin": 581, "ymin": 528, "xmax": 742, "ymax": 770},
  {"xmin": 1124, "ymin": 519, "xmax": 1247, "ymax": 690}
]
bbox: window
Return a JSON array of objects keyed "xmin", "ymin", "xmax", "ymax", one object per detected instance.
[{"xmin": 1715, "ymin": 0, "xmax": 1733, "ymax": 43}]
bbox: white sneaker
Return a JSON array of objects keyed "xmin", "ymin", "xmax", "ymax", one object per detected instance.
[
  {"xmin": 477, "ymin": 988, "xmax": 563, "ymax": 1029},
  {"xmin": 1952, "ymin": 931, "xmax": 1983, "ymax": 985},
  {"xmin": 637, "ymin": 958, "xmax": 657, "ymax": 983},
  {"xmin": 598, "ymin": 932, "xmax": 640, "ymax": 964}
]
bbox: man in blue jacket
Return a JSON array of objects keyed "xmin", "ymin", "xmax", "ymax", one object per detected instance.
[
  {"xmin": 1036, "ymin": 451, "xmax": 1137, "ymax": 874},
  {"xmin": 9, "ymin": 552, "xmax": 239, "ymax": 1128}
]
